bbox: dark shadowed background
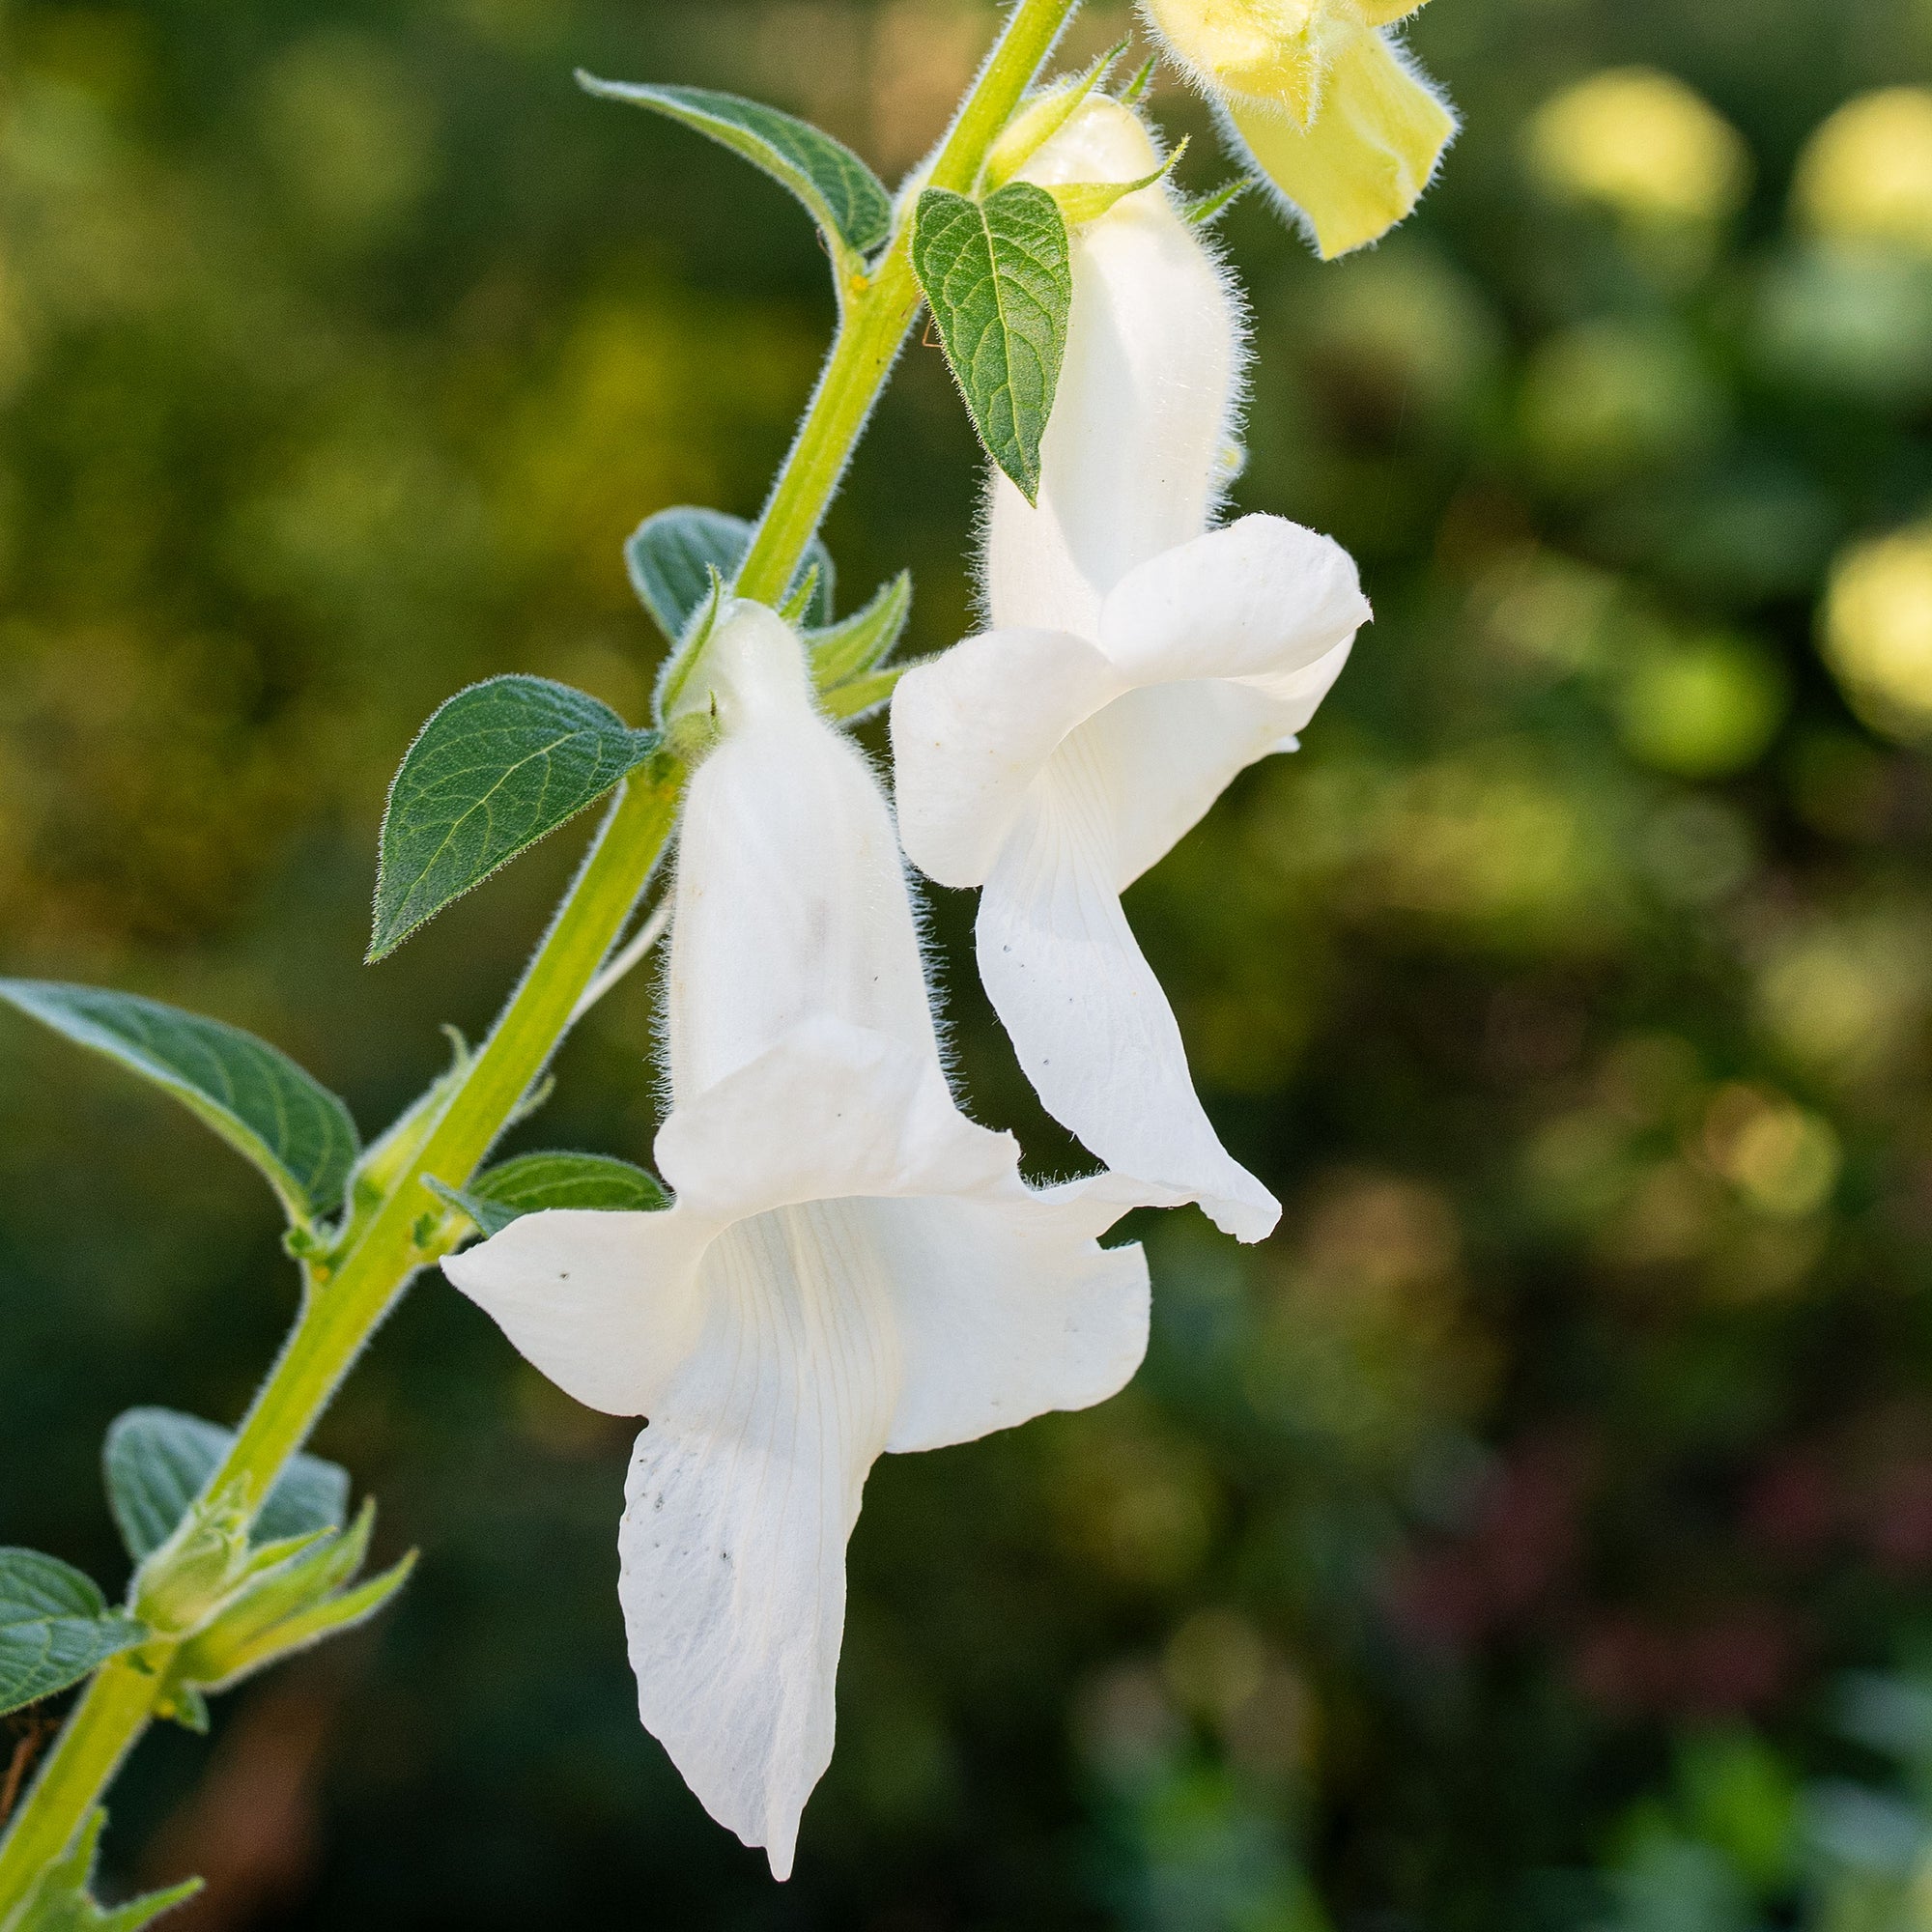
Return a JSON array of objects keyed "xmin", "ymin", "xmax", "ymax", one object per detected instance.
[{"xmin": 8, "ymin": 1, "xmax": 1932, "ymax": 1925}]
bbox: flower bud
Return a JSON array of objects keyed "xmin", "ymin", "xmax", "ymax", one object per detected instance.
[{"xmin": 1138, "ymin": 0, "xmax": 1455, "ymax": 258}]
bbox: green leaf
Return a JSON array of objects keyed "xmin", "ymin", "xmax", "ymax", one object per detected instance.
[
  {"xmin": 369, "ymin": 677, "xmax": 661, "ymax": 961},
  {"xmin": 1047, "ymin": 140, "xmax": 1186, "ymax": 227},
  {"xmin": 428, "ymin": 1150, "xmax": 669, "ymax": 1238},
  {"xmin": 912, "ymin": 182, "xmax": 1072, "ymax": 504},
  {"xmin": 809, "ymin": 571, "xmax": 913, "ymax": 693},
  {"xmin": 0, "ymin": 1551, "xmax": 146, "ymax": 1717},
  {"xmin": 778, "ymin": 562, "xmax": 822, "ymax": 628},
  {"xmin": 626, "ymin": 506, "xmax": 834, "ymax": 645},
  {"xmin": 1181, "ymin": 173, "xmax": 1258, "ymax": 227},
  {"xmin": 0, "ymin": 982, "xmax": 358, "ymax": 1227},
  {"xmin": 9, "ymin": 1810, "xmax": 201, "ymax": 1932},
  {"xmin": 818, "ymin": 659, "xmax": 925, "ymax": 724},
  {"xmin": 577, "ymin": 75, "xmax": 892, "ymax": 258},
  {"xmin": 1118, "ymin": 54, "xmax": 1157, "ymax": 107},
  {"xmin": 103, "ymin": 1408, "xmax": 350, "ymax": 1565},
  {"xmin": 982, "ymin": 38, "xmax": 1129, "ymax": 189}
]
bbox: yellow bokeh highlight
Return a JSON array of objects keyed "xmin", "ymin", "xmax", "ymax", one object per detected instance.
[
  {"xmin": 1822, "ymin": 524, "xmax": 1932, "ymax": 741},
  {"xmin": 1137, "ymin": 0, "xmax": 1451, "ymax": 257},
  {"xmin": 1701, "ymin": 1085, "xmax": 1841, "ymax": 1220},
  {"xmin": 1527, "ymin": 69, "xmax": 1751, "ymax": 227},
  {"xmin": 1794, "ymin": 88, "xmax": 1932, "ymax": 254}
]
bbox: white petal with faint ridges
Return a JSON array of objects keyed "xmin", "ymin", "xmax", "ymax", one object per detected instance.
[
  {"xmin": 882, "ymin": 1186, "xmax": 1151, "ymax": 1453},
  {"xmin": 1097, "ymin": 515, "xmax": 1370, "ymax": 686},
  {"xmin": 655, "ymin": 1016, "xmax": 1016, "ymax": 1224},
  {"xmin": 1084, "ymin": 637, "xmax": 1355, "ymax": 890},
  {"xmin": 441, "ymin": 1207, "xmax": 718, "ymax": 1417},
  {"xmin": 987, "ymin": 101, "xmax": 1240, "ymax": 636},
  {"xmin": 890, "ymin": 628, "xmax": 1121, "ymax": 889},
  {"xmin": 976, "ymin": 747, "xmax": 1281, "ymax": 1243},
  {"xmin": 668, "ymin": 605, "xmax": 938, "ymax": 1097},
  {"xmin": 619, "ymin": 1197, "xmax": 903, "ymax": 1879}
]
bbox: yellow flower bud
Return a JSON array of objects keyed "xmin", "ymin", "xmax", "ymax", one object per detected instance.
[
  {"xmin": 1136, "ymin": 0, "xmax": 1452, "ymax": 259},
  {"xmin": 1793, "ymin": 88, "xmax": 1932, "ymax": 255}
]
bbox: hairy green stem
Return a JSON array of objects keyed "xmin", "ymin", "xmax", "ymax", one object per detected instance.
[{"xmin": 0, "ymin": 0, "xmax": 1079, "ymax": 1910}]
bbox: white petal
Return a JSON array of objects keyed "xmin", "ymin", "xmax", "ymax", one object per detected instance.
[
  {"xmin": 977, "ymin": 764, "xmax": 1282, "ymax": 1243},
  {"xmin": 618, "ymin": 1195, "xmax": 903, "ymax": 1879},
  {"xmin": 440, "ymin": 1206, "xmax": 717, "ymax": 1416},
  {"xmin": 890, "ymin": 627, "xmax": 1121, "ymax": 889},
  {"xmin": 1097, "ymin": 514, "xmax": 1371, "ymax": 687},
  {"xmin": 1085, "ymin": 634, "xmax": 1355, "ymax": 888},
  {"xmin": 668, "ymin": 604, "xmax": 939, "ymax": 1100},
  {"xmin": 656, "ymin": 1014, "xmax": 1016, "ymax": 1224},
  {"xmin": 882, "ymin": 1183, "xmax": 1151, "ymax": 1453},
  {"xmin": 986, "ymin": 101, "xmax": 1241, "ymax": 636}
]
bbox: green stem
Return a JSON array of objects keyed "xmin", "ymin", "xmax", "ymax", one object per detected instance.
[
  {"xmin": 0, "ymin": 1658, "xmax": 155, "ymax": 1908},
  {"xmin": 736, "ymin": 0, "xmax": 1076, "ymax": 604},
  {"xmin": 0, "ymin": 0, "xmax": 1079, "ymax": 1910}
]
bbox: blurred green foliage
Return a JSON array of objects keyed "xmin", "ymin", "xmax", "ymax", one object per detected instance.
[{"xmin": 10, "ymin": 0, "xmax": 1932, "ymax": 1925}]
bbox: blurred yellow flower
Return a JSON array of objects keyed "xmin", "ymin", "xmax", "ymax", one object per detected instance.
[
  {"xmin": 1526, "ymin": 69, "xmax": 1751, "ymax": 227},
  {"xmin": 1700, "ymin": 1085, "xmax": 1841, "ymax": 1220},
  {"xmin": 1794, "ymin": 88, "xmax": 1932, "ymax": 253},
  {"xmin": 1822, "ymin": 524, "xmax": 1932, "ymax": 740},
  {"xmin": 1137, "ymin": 0, "xmax": 1455, "ymax": 258}
]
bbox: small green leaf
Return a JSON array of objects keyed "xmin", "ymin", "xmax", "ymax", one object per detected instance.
[
  {"xmin": 809, "ymin": 572, "xmax": 913, "ymax": 693},
  {"xmin": 818, "ymin": 659, "xmax": 925, "ymax": 724},
  {"xmin": 913, "ymin": 182, "xmax": 1072, "ymax": 504},
  {"xmin": 1118, "ymin": 54, "xmax": 1157, "ymax": 107},
  {"xmin": 1181, "ymin": 173, "xmax": 1258, "ymax": 227},
  {"xmin": 0, "ymin": 983, "xmax": 358, "ymax": 1227},
  {"xmin": 578, "ymin": 75, "xmax": 892, "ymax": 258},
  {"xmin": 626, "ymin": 506, "xmax": 833, "ymax": 645},
  {"xmin": 103, "ymin": 1408, "xmax": 350, "ymax": 1565},
  {"xmin": 777, "ymin": 562, "xmax": 822, "ymax": 628},
  {"xmin": 156, "ymin": 1683, "xmax": 209, "ymax": 1734},
  {"xmin": 0, "ymin": 1550, "xmax": 146, "ymax": 1717},
  {"xmin": 1048, "ymin": 140, "xmax": 1185, "ymax": 226},
  {"xmin": 428, "ymin": 1150, "xmax": 669, "ymax": 1238},
  {"xmin": 983, "ymin": 38, "xmax": 1129, "ymax": 189},
  {"xmin": 369, "ymin": 677, "xmax": 661, "ymax": 961},
  {"xmin": 10, "ymin": 1810, "xmax": 202, "ymax": 1932}
]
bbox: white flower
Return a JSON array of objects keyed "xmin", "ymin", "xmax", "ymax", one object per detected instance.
[
  {"xmin": 442, "ymin": 602, "xmax": 1150, "ymax": 1880},
  {"xmin": 891, "ymin": 99, "xmax": 1370, "ymax": 1244}
]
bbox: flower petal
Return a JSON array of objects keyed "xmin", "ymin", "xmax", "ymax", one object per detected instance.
[
  {"xmin": 891, "ymin": 628, "xmax": 1121, "ymax": 889},
  {"xmin": 618, "ymin": 1195, "xmax": 903, "ymax": 1878},
  {"xmin": 1098, "ymin": 514, "xmax": 1370, "ymax": 687},
  {"xmin": 668, "ymin": 603, "xmax": 939, "ymax": 1100},
  {"xmin": 1227, "ymin": 26, "xmax": 1456, "ymax": 260},
  {"xmin": 978, "ymin": 767, "xmax": 1281, "ymax": 1242},
  {"xmin": 1086, "ymin": 635, "xmax": 1355, "ymax": 887},
  {"xmin": 656, "ymin": 1014, "xmax": 1016, "ymax": 1224},
  {"xmin": 986, "ymin": 99, "xmax": 1242, "ymax": 636},
  {"xmin": 441, "ymin": 1205, "xmax": 718, "ymax": 1416},
  {"xmin": 883, "ymin": 1183, "xmax": 1151, "ymax": 1453}
]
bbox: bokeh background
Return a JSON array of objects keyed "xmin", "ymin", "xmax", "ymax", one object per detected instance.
[{"xmin": 10, "ymin": 0, "xmax": 1932, "ymax": 1924}]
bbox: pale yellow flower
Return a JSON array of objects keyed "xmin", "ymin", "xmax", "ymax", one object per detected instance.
[
  {"xmin": 1527, "ymin": 69, "xmax": 1751, "ymax": 228},
  {"xmin": 1821, "ymin": 523, "xmax": 1932, "ymax": 740},
  {"xmin": 1794, "ymin": 88, "xmax": 1932, "ymax": 254},
  {"xmin": 1138, "ymin": 0, "xmax": 1456, "ymax": 258}
]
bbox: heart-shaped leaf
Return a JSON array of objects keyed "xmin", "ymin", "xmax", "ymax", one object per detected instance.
[
  {"xmin": 429, "ymin": 1150, "xmax": 669, "ymax": 1238},
  {"xmin": 0, "ymin": 1549, "xmax": 147, "ymax": 1716},
  {"xmin": 0, "ymin": 982, "xmax": 358, "ymax": 1228},
  {"xmin": 578, "ymin": 76, "xmax": 893, "ymax": 258},
  {"xmin": 912, "ymin": 182, "xmax": 1072, "ymax": 503},
  {"xmin": 626, "ymin": 506, "xmax": 834, "ymax": 645},
  {"xmin": 103, "ymin": 1408, "xmax": 351, "ymax": 1564},
  {"xmin": 369, "ymin": 677, "xmax": 661, "ymax": 961}
]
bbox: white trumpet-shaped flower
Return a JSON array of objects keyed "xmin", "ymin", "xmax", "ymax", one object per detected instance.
[
  {"xmin": 892, "ymin": 99, "xmax": 1370, "ymax": 1244},
  {"xmin": 443, "ymin": 602, "xmax": 1150, "ymax": 1880}
]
